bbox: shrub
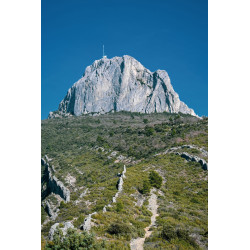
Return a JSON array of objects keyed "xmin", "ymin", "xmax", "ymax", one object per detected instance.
[
  {"xmin": 140, "ymin": 180, "xmax": 151, "ymax": 194},
  {"xmin": 161, "ymin": 225, "xmax": 199, "ymax": 248},
  {"xmin": 161, "ymin": 225, "xmax": 177, "ymax": 241},
  {"xmin": 171, "ymin": 128, "xmax": 176, "ymax": 136},
  {"xmin": 47, "ymin": 228, "xmax": 97, "ymax": 249},
  {"xmin": 190, "ymin": 198, "xmax": 199, "ymax": 204},
  {"xmin": 141, "ymin": 206, "xmax": 152, "ymax": 217},
  {"xmin": 116, "ymin": 201, "xmax": 124, "ymax": 212},
  {"xmin": 143, "ymin": 119, "xmax": 148, "ymax": 124},
  {"xmin": 73, "ymin": 214, "xmax": 85, "ymax": 228},
  {"xmin": 145, "ymin": 126, "xmax": 154, "ymax": 136},
  {"xmin": 154, "ymin": 124, "xmax": 163, "ymax": 132},
  {"xmin": 149, "ymin": 171, "xmax": 162, "ymax": 189},
  {"xmin": 108, "ymin": 222, "xmax": 133, "ymax": 235},
  {"xmin": 96, "ymin": 136, "xmax": 106, "ymax": 146},
  {"xmin": 60, "ymin": 201, "xmax": 66, "ymax": 209}
]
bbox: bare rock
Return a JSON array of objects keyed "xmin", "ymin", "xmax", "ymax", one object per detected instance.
[{"xmin": 50, "ymin": 55, "xmax": 196, "ymax": 118}]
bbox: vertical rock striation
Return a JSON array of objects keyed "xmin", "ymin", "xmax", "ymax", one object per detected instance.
[{"xmin": 49, "ymin": 55, "xmax": 196, "ymax": 118}]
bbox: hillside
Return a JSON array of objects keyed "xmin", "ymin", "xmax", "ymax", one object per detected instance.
[{"xmin": 41, "ymin": 112, "xmax": 208, "ymax": 249}]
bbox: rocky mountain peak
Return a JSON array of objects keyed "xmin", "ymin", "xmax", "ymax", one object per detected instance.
[{"xmin": 49, "ymin": 55, "xmax": 197, "ymax": 118}]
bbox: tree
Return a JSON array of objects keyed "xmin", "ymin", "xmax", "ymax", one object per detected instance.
[
  {"xmin": 149, "ymin": 171, "xmax": 162, "ymax": 189},
  {"xmin": 141, "ymin": 180, "xmax": 151, "ymax": 194}
]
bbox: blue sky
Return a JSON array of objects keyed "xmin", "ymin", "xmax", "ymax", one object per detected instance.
[{"xmin": 42, "ymin": 0, "xmax": 207, "ymax": 119}]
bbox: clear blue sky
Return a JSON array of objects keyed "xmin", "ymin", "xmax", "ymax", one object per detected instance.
[{"xmin": 42, "ymin": 0, "xmax": 207, "ymax": 119}]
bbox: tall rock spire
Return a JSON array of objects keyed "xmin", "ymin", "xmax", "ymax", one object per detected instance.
[{"xmin": 49, "ymin": 55, "xmax": 196, "ymax": 118}]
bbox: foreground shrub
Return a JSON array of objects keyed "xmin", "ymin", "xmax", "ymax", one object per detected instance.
[
  {"xmin": 161, "ymin": 225, "xmax": 199, "ymax": 249},
  {"xmin": 46, "ymin": 228, "xmax": 97, "ymax": 250}
]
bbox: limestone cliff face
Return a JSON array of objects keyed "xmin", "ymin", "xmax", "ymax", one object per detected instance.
[{"xmin": 50, "ymin": 55, "xmax": 196, "ymax": 117}]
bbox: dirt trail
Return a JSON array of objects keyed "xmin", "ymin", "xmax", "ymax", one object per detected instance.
[{"xmin": 130, "ymin": 188, "xmax": 159, "ymax": 250}]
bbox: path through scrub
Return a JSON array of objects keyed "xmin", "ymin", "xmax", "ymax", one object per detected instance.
[
  {"xmin": 82, "ymin": 165, "xmax": 126, "ymax": 231},
  {"xmin": 130, "ymin": 188, "xmax": 159, "ymax": 250}
]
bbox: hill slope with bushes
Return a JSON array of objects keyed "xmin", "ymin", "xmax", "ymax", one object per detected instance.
[{"xmin": 41, "ymin": 112, "xmax": 208, "ymax": 249}]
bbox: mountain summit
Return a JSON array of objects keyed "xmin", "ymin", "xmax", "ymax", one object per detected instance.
[{"xmin": 49, "ymin": 55, "xmax": 196, "ymax": 118}]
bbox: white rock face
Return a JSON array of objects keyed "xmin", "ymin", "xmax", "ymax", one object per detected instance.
[
  {"xmin": 82, "ymin": 212, "xmax": 96, "ymax": 232},
  {"xmin": 50, "ymin": 55, "xmax": 196, "ymax": 117},
  {"xmin": 48, "ymin": 222, "xmax": 74, "ymax": 240}
]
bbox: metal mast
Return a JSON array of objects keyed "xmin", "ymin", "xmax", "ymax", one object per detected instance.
[{"xmin": 103, "ymin": 45, "xmax": 107, "ymax": 59}]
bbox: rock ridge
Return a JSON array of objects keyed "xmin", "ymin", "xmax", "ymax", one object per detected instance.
[
  {"xmin": 175, "ymin": 152, "xmax": 208, "ymax": 170},
  {"xmin": 41, "ymin": 156, "xmax": 70, "ymax": 202}
]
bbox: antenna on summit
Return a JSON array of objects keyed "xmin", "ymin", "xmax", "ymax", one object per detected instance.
[{"xmin": 102, "ymin": 45, "xmax": 107, "ymax": 59}]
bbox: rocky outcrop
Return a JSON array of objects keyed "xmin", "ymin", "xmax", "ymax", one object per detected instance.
[
  {"xmin": 81, "ymin": 166, "xmax": 127, "ymax": 231},
  {"xmin": 176, "ymin": 152, "xmax": 208, "ymax": 170},
  {"xmin": 112, "ymin": 165, "xmax": 126, "ymax": 203},
  {"xmin": 155, "ymin": 144, "xmax": 208, "ymax": 157},
  {"xmin": 49, "ymin": 55, "xmax": 196, "ymax": 118},
  {"xmin": 41, "ymin": 156, "xmax": 70, "ymax": 202},
  {"xmin": 43, "ymin": 201, "xmax": 58, "ymax": 220},
  {"xmin": 181, "ymin": 145, "xmax": 208, "ymax": 157},
  {"xmin": 103, "ymin": 165, "xmax": 126, "ymax": 212},
  {"xmin": 48, "ymin": 222, "xmax": 74, "ymax": 240},
  {"xmin": 81, "ymin": 212, "xmax": 97, "ymax": 232}
]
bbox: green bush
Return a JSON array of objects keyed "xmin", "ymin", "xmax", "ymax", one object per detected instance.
[
  {"xmin": 143, "ymin": 118, "xmax": 148, "ymax": 124},
  {"xmin": 116, "ymin": 201, "xmax": 124, "ymax": 212},
  {"xmin": 161, "ymin": 225, "xmax": 199, "ymax": 248},
  {"xmin": 161, "ymin": 225, "xmax": 177, "ymax": 241},
  {"xmin": 149, "ymin": 171, "xmax": 162, "ymax": 189},
  {"xmin": 140, "ymin": 180, "xmax": 151, "ymax": 194},
  {"xmin": 73, "ymin": 214, "xmax": 85, "ymax": 228},
  {"xmin": 190, "ymin": 198, "xmax": 199, "ymax": 204},
  {"xmin": 154, "ymin": 124, "xmax": 163, "ymax": 132},
  {"xmin": 59, "ymin": 201, "xmax": 67, "ymax": 209},
  {"xmin": 171, "ymin": 128, "xmax": 176, "ymax": 136},
  {"xmin": 107, "ymin": 222, "xmax": 134, "ymax": 238},
  {"xmin": 46, "ymin": 228, "xmax": 97, "ymax": 249},
  {"xmin": 145, "ymin": 126, "xmax": 154, "ymax": 136},
  {"xmin": 96, "ymin": 136, "xmax": 106, "ymax": 146}
]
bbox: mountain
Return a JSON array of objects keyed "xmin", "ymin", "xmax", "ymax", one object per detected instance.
[
  {"xmin": 41, "ymin": 56, "xmax": 207, "ymax": 249},
  {"xmin": 49, "ymin": 55, "xmax": 196, "ymax": 118}
]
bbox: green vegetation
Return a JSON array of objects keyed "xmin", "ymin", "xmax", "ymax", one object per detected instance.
[
  {"xmin": 108, "ymin": 222, "xmax": 134, "ymax": 237},
  {"xmin": 41, "ymin": 112, "xmax": 208, "ymax": 249},
  {"xmin": 149, "ymin": 171, "xmax": 162, "ymax": 189},
  {"xmin": 116, "ymin": 201, "xmax": 124, "ymax": 212},
  {"xmin": 141, "ymin": 180, "xmax": 151, "ymax": 194},
  {"xmin": 161, "ymin": 225, "xmax": 199, "ymax": 249},
  {"xmin": 45, "ymin": 228, "xmax": 98, "ymax": 250}
]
